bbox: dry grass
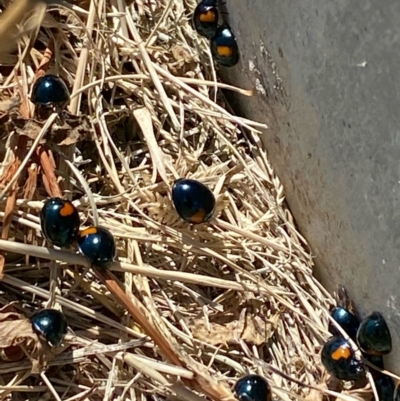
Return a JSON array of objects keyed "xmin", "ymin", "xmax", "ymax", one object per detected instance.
[{"xmin": 0, "ymin": 0, "xmax": 376, "ymax": 400}]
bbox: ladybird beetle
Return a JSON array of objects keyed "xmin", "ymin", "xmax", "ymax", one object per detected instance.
[
  {"xmin": 329, "ymin": 306, "xmax": 360, "ymax": 340},
  {"xmin": 171, "ymin": 178, "xmax": 215, "ymax": 224},
  {"xmin": 30, "ymin": 309, "xmax": 68, "ymax": 347},
  {"xmin": 31, "ymin": 74, "xmax": 70, "ymax": 106},
  {"xmin": 40, "ymin": 197, "xmax": 80, "ymax": 248},
  {"xmin": 192, "ymin": 0, "xmax": 219, "ymax": 39},
  {"xmin": 356, "ymin": 312, "xmax": 392, "ymax": 355},
  {"xmin": 321, "ymin": 336, "xmax": 365, "ymax": 381},
  {"xmin": 77, "ymin": 226, "xmax": 116, "ymax": 269},
  {"xmin": 234, "ymin": 374, "xmax": 272, "ymax": 401},
  {"xmin": 374, "ymin": 374, "xmax": 396, "ymax": 401},
  {"xmin": 210, "ymin": 25, "xmax": 239, "ymax": 67}
]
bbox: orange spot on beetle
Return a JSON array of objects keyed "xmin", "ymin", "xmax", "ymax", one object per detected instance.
[
  {"xmin": 60, "ymin": 202, "xmax": 75, "ymax": 217},
  {"xmin": 190, "ymin": 209, "xmax": 206, "ymax": 223},
  {"xmin": 199, "ymin": 10, "xmax": 216, "ymax": 22},
  {"xmin": 80, "ymin": 227, "xmax": 98, "ymax": 237},
  {"xmin": 217, "ymin": 46, "xmax": 233, "ymax": 57},
  {"xmin": 331, "ymin": 346, "xmax": 351, "ymax": 360}
]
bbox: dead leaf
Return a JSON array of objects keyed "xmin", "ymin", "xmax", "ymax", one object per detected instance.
[
  {"xmin": 0, "ymin": 98, "xmax": 20, "ymax": 131},
  {"xmin": 57, "ymin": 129, "xmax": 81, "ymax": 146},
  {"xmin": 0, "ymin": 98, "xmax": 20, "ymax": 114},
  {"xmin": 189, "ymin": 313, "xmax": 276, "ymax": 347},
  {"xmin": 171, "ymin": 45, "xmax": 194, "ymax": 64},
  {"xmin": 170, "ymin": 45, "xmax": 197, "ymax": 75},
  {"xmin": 0, "ymin": 308, "xmax": 54, "ymax": 372},
  {"xmin": 0, "ymin": 314, "xmax": 37, "ymax": 347},
  {"xmin": 14, "ymin": 118, "xmax": 46, "ymax": 142},
  {"xmin": 304, "ymin": 389, "xmax": 323, "ymax": 401},
  {"xmin": 51, "ymin": 113, "xmax": 92, "ymax": 145}
]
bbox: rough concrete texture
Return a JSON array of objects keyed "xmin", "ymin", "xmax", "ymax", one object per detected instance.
[{"xmin": 220, "ymin": 0, "xmax": 400, "ymax": 372}]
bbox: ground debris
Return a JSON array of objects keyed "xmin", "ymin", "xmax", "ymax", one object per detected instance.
[{"xmin": 0, "ymin": 304, "xmax": 54, "ymax": 373}]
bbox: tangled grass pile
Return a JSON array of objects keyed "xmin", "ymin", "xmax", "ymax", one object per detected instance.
[{"xmin": 0, "ymin": 0, "xmax": 369, "ymax": 400}]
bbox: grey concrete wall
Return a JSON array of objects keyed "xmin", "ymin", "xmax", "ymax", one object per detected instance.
[{"xmin": 222, "ymin": 0, "xmax": 400, "ymax": 372}]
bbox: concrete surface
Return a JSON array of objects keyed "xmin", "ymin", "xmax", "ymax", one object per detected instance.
[{"xmin": 222, "ymin": 0, "xmax": 400, "ymax": 372}]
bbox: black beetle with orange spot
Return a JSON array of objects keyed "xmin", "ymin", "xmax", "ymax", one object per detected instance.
[
  {"xmin": 192, "ymin": 0, "xmax": 219, "ymax": 39},
  {"xmin": 321, "ymin": 336, "xmax": 365, "ymax": 381},
  {"xmin": 77, "ymin": 226, "xmax": 116, "ymax": 269},
  {"xmin": 329, "ymin": 306, "xmax": 360, "ymax": 341},
  {"xmin": 210, "ymin": 25, "xmax": 239, "ymax": 67},
  {"xmin": 171, "ymin": 178, "xmax": 215, "ymax": 224},
  {"xmin": 40, "ymin": 197, "xmax": 80, "ymax": 248}
]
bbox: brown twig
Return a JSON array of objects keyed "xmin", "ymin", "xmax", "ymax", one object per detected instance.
[
  {"xmin": 0, "ymin": 135, "xmax": 28, "ymax": 279},
  {"xmin": 22, "ymin": 163, "xmax": 38, "ymax": 263},
  {"xmin": 38, "ymin": 146, "xmax": 62, "ymax": 198},
  {"xmin": 34, "ymin": 39, "xmax": 55, "ymax": 80},
  {"xmin": 95, "ymin": 269, "xmax": 183, "ymax": 367}
]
